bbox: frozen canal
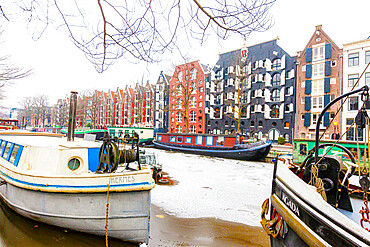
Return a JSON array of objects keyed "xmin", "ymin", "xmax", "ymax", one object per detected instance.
[{"xmin": 147, "ymin": 148, "xmax": 274, "ymax": 227}]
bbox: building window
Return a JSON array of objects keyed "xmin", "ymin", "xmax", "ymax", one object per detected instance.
[
  {"xmin": 270, "ymin": 105, "xmax": 279, "ymax": 118},
  {"xmin": 176, "ymin": 125, "xmax": 181, "ymax": 133},
  {"xmin": 191, "ymin": 97, "xmax": 196, "ymax": 108},
  {"xmin": 272, "ymin": 73, "xmax": 281, "ymax": 86},
  {"xmin": 348, "ymin": 74, "xmax": 359, "ymax": 87},
  {"xmin": 312, "ymin": 79, "xmax": 324, "ymax": 94},
  {"xmin": 250, "ymin": 105, "xmax": 255, "ymax": 112},
  {"xmin": 178, "ymin": 71, "xmax": 183, "ymax": 82},
  {"xmin": 176, "ymin": 112, "xmax": 182, "ymax": 122},
  {"xmin": 349, "ymin": 52, "xmax": 359, "ymax": 67},
  {"xmin": 191, "ymin": 68, "xmax": 197, "ymax": 80},
  {"xmin": 191, "ymin": 82, "xmax": 197, "ymax": 94},
  {"xmin": 348, "ymin": 96, "xmax": 359, "ymax": 111},
  {"xmin": 366, "ymin": 51, "xmax": 370, "ymax": 64},
  {"xmin": 271, "ymin": 89, "xmax": 280, "ymax": 102},
  {"xmin": 284, "ymin": 122, "xmax": 289, "ymax": 128},
  {"xmin": 214, "ymin": 107, "xmax": 221, "ymax": 118},
  {"xmin": 365, "ymin": 73, "xmax": 370, "ymax": 86},
  {"xmin": 177, "ymin": 85, "xmax": 182, "ymax": 95},
  {"xmin": 198, "ymin": 101, "xmax": 202, "ymax": 107},
  {"xmin": 313, "ymin": 63, "xmax": 324, "ymax": 77},
  {"xmin": 313, "ymin": 46, "xmax": 324, "ymax": 61},
  {"xmin": 190, "ymin": 111, "xmax": 196, "ymax": 122},
  {"xmin": 258, "ymin": 121, "xmax": 263, "ymax": 128},
  {"xmin": 312, "ymin": 113, "xmax": 318, "ymax": 125},
  {"xmin": 190, "ymin": 125, "xmax": 196, "ymax": 133},
  {"xmin": 272, "ymin": 59, "xmax": 281, "ymax": 70},
  {"xmin": 312, "ymin": 96, "xmax": 323, "ymax": 109}
]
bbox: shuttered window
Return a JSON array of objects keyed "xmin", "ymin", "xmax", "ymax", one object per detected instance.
[
  {"xmin": 306, "ymin": 48, "xmax": 312, "ymax": 62},
  {"xmin": 304, "ymin": 113, "xmax": 311, "ymax": 127},
  {"xmin": 323, "ymin": 112, "xmax": 330, "ymax": 127},
  {"xmin": 306, "ymin": 64, "xmax": 312, "ymax": 78},
  {"xmin": 325, "ymin": 61, "xmax": 331, "ymax": 76},
  {"xmin": 324, "ymin": 94, "xmax": 331, "ymax": 108},
  {"xmin": 305, "ymin": 80, "xmax": 312, "ymax": 94},
  {"xmin": 305, "ymin": 97, "xmax": 311, "ymax": 111},
  {"xmin": 325, "ymin": 43, "xmax": 331, "ymax": 59},
  {"xmin": 324, "ymin": 78, "xmax": 330, "ymax": 93}
]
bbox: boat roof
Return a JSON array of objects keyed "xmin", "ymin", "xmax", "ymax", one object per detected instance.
[
  {"xmin": 0, "ymin": 131, "xmax": 101, "ymax": 149},
  {"xmin": 156, "ymin": 132, "xmax": 239, "ymax": 137}
]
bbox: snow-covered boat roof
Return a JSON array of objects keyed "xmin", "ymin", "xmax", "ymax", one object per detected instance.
[{"xmin": 0, "ymin": 131, "xmax": 101, "ymax": 149}]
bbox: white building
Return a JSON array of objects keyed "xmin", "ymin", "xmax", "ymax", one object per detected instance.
[{"xmin": 342, "ymin": 38, "xmax": 370, "ymax": 141}]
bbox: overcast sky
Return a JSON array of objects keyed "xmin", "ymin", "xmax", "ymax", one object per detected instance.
[{"xmin": 1, "ymin": 0, "xmax": 370, "ymax": 111}]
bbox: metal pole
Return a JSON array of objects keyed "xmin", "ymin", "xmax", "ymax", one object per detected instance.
[{"xmin": 67, "ymin": 91, "xmax": 78, "ymax": 142}]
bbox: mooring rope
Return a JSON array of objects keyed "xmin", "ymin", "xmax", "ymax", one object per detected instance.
[{"xmin": 105, "ymin": 173, "xmax": 112, "ymax": 247}]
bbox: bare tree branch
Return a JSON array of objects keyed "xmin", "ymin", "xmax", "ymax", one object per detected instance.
[{"xmin": 1, "ymin": 0, "xmax": 276, "ymax": 72}]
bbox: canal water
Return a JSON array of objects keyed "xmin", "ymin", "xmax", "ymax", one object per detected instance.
[{"xmin": 0, "ymin": 149, "xmax": 273, "ymax": 246}]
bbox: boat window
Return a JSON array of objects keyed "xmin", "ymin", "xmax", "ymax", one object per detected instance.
[
  {"xmin": 68, "ymin": 158, "xmax": 81, "ymax": 171},
  {"xmin": 2, "ymin": 142, "xmax": 10, "ymax": 158},
  {"xmin": 9, "ymin": 144, "xmax": 19, "ymax": 163},
  {"xmin": 0, "ymin": 141, "xmax": 5, "ymax": 156},
  {"xmin": 170, "ymin": 136, "xmax": 176, "ymax": 142},
  {"xmin": 109, "ymin": 129, "xmax": 115, "ymax": 137},
  {"xmin": 216, "ymin": 137, "xmax": 225, "ymax": 146},
  {"xmin": 185, "ymin": 137, "xmax": 191, "ymax": 143},
  {"xmin": 206, "ymin": 136, "xmax": 213, "ymax": 146},
  {"xmin": 157, "ymin": 135, "xmax": 162, "ymax": 141},
  {"xmin": 299, "ymin": 144, "xmax": 307, "ymax": 156},
  {"xmin": 176, "ymin": 136, "xmax": 183, "ymax": 143},
  {"xmin": 196, "ymin": 136, "xmax": 203, "ymax": 145}
]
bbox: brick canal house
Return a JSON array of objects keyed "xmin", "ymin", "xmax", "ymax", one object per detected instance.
[
  {"xmin": 295, "ymin": 25, "xmax": 342, "ymax": 140},
  {"xmin": 168, "ymin": 61, "xmax": 211, "ymax": 134},
  {"xmin": 208, "ymin": 39, "xmax": 296, "ymax": 143},
  {"xmin": 94, "ymin": 82, "xmax": 154, "ymax": 128},
  {"xmin": 154, "ymin": 71, "xmax": 172, "ymax": 133},
  {"xmin": 342, "ymin": 38, "xmax": 370, "ymax": 141}
]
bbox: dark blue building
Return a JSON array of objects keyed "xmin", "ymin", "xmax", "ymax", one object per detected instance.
[{"xmin": 206, "ymin": 39, "xmax": 296, "ymax": 143}]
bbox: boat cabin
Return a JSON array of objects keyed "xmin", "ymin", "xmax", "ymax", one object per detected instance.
[{"xmin": 156, "ymin": 133, "xmax": 241, "ymax": 148}]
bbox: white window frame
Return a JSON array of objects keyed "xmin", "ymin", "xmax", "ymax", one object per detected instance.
[
  {"xmin": 313, "ymin": 45, "xmax": 324, "ymax": 61},
  {"xmin": 190, "ymin": 111, "xmax": 196, "ymax": 122},
  {"xmin": 312, "ymin": 79, "xmax": 324, "ymax": 94},
  {"xmin": 312, "ymin": 96, "xmax": 323, "ymax": 109},
  {"xmin": 313, "ymin": 63, "xmax": 324, "ymax": 77}
]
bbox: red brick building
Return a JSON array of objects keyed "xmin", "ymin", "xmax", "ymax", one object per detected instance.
[{"xmin": 169, "ymin": 60, "xmax": 208, "ymax": 133}]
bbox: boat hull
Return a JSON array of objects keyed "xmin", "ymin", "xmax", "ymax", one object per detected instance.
[
  {"xmin": 153, "ymin": 141, "xmax": 271, "ymax": 161},
  {"xmin": 268, "ymin": 163, "xmax": 370, "ymax": 246},
  {"xmin": 0, "ymin": 183, "xmax": 151, "ymax": 243}
]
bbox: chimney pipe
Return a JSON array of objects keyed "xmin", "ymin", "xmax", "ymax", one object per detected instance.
[{"xmin": 67, "ymin": 91, "xmax": 78, "ymax": 142}]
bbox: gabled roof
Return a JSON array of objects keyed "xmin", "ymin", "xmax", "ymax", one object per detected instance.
[{"xmin": 299, "ymin": 25, "xmax": 341, "ymax": 58}]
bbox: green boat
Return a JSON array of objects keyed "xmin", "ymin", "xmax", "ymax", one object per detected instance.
[
  {"xmin": 293, "ymin": 138, "xmax": 367, "ymax": 164},
  {"xmin": 108, "ymin": 127, "xmax": 154, "ymax": 146},
  {"xmin": 61, "ymin": 127, "xmax": 154, "ymax": 145}
]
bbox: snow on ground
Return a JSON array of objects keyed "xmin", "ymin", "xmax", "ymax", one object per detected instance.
[{"xmin": 146, "ymin": 148, "xmax": 273, "ymax": 227}]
